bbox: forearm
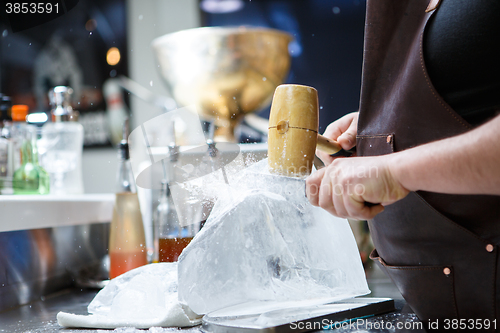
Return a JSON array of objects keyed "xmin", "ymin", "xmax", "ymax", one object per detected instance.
[{"xmin": 390, "ymin": 114, "xmax": 500, "ymax": 195}]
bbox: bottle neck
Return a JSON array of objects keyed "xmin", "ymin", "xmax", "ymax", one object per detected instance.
[
  {"xmin": 116, "ymin": 120, "xmax": 134, "ymax": 193},
  {"xmin": 52, "ymin": 114, "xmax": 71, "ymax": 122},
  {"xmin": 159, "ymin": 181, "xmax": 175, "ymax": 207},
  {"xmin": 51, "ymin": 106, "xmax": 72, "ymax": 122},
  {"xmin": 159, "ymin": 180, "xmax": 169, "ymax": 197},
  {"xmin": 20, "ymin": 127, "xmax": 37, "ymax": 165},
  {"xmin": 116, "ymin": 158, "xmax": 136, "ymax": 193}
]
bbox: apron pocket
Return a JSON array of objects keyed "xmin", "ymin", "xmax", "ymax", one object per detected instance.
[
  {"xmin": 370, "ymin": 248, "xmax": 458, "ymax": 323},
  {"xmin": 356, "ymin": 134, "xmax": 394, "ymax": 157}
]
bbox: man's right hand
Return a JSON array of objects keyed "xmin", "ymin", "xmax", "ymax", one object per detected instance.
[{"xmin": 317, "ymin": 111, "xmax": 359, "ymax": 165}]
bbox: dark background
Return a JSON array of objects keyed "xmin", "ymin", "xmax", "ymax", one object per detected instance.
[
  {"xmin": 201, "ymin": 0, "xmax": 367, "ymax": 133},
  {"xmin": 0, "ymin": 0, "xmax": 128, "ymax": 146},
  {"xmin": 0, "ymin": 0, "xmax": 366, "ymax": 140},
  {"xmin": 0, "ymin": 0, "xmax": 128, "ymax": 110}
]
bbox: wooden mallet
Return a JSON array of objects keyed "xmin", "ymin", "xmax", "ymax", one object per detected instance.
[{"xmin": 268, "ymin": 84, "xmax": 350, "ymax": 177}]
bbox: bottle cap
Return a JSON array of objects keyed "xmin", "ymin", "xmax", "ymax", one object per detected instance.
[{"xmin": 11, "ymin": 104, "xmax": 29, "ymax": 122}]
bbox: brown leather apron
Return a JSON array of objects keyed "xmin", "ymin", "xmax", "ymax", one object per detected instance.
[{"xmin": 357, "ymin": 0, "xmax": 500, "ymax": 328}]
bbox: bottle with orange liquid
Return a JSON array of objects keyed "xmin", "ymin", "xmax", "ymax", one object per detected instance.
[
  {"xmin": 153, "ymin": 179, "xmax": 194, "ymax": 263},
  {"xmin": 108, "ymin": 119, "xmax": 147, "ymax": 279}
]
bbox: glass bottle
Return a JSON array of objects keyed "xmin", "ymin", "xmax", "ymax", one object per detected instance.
[
  {"xmin": 39, "ymin": 86, "xmax": 84, "ymax": 194},
  {"xmin": 0, "ymin": 95, "xmax": 13, "ymax": 194},
  {"xmin": 108, "ymin": 119, "xmax": 147, "ymax": 279},
  {"xmin": 12, "ymin": 124, "xmax": 50, "ymax": 195},
  {"xmin": 154, "ymin": 180, "xmax": 194, "ymax": 263},
  {"xmin": 10, "ymin": 105, "xmax": 32, "ymax": 170}
]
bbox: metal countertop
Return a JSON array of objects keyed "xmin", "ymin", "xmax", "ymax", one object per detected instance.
[
  {"xmin": 0, "ymin": 265, "xmax": 424, "ymax": 333},
  {"xmin": 0, "ymin": 288, "xmax": 202, "ymax": 333}
]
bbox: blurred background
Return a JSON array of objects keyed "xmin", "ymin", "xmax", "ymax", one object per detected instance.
[{"xmin": 0, "ymin": 0, "xmax": 366, "ymax": 193}]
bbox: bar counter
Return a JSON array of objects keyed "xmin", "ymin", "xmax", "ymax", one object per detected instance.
[{"xmin": 0, "ymin": 264, "xmax": 425, "ymax": 333}]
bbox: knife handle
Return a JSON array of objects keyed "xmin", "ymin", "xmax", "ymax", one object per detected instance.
[{"xmin": 316, "ymin": 134, "xmax": 354, "ymax": 157}]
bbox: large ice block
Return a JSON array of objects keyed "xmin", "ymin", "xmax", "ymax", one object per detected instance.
[{"xmin": 178, "ymin": 159, "xmax": 369, "ymax": 315}]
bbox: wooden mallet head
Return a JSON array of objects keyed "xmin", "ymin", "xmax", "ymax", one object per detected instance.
[{"xmin": 268, "ymin": 84, "xmax": 344, "ymax": 177}]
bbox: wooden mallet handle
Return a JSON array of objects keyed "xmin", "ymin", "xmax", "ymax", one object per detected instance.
[{"xmin": 316, "ymin": 134, "xmax": 353, "ymax": 157}]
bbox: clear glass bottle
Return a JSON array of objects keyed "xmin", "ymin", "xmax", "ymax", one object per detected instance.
[
  {"xmin": 12, "ymin": 124, "xmax": 50, "ymax": 195},
  {"xmin": 0, "ymin": 95, "xmax": 13, "ymax": 194},
  {"xmin": 39, "ymin": 86, "xmax": 84, "ymax": 194},
  {"xmin": 108, "ymin": 119, "xmax": 147, "ymax": 279},
  {"xmin": 153, "ymin": 179, "xmax": 195, "ymax": 263},
  {"xmin": 10, "ymin": 105, "xmax": 32, "ymax": 170}
]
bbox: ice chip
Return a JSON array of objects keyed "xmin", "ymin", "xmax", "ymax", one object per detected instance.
[
  {"xmin": 148, "ymin": 328, "xmax": 167, "ymax": 333},
  {"xmin": 115, "ymin": 328, "xmax": 139, "ymax": 333}
]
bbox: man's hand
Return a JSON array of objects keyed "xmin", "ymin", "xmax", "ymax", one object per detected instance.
[
  {"xmin": 318, "ymin": 112, "xmax": 359, "ymax": 165},
  {"xmin": 306, "ymin": 155, "xmax": 410, "ymax": 220}
]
